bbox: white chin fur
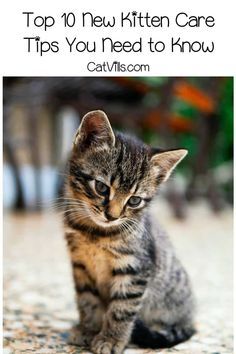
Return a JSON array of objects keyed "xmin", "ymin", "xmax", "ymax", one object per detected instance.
[
  {"xmin": 84, "ymin": 205, "xmax": 121, "ymax": 228},
  {"xmin": 91, "ymin": 215, "xmax": 121, "ymax": 228}
]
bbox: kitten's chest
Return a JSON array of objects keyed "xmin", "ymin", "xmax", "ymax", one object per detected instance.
[{"xmin": 75, "ymin": 236, "xmax": 112, "ymax": 297}]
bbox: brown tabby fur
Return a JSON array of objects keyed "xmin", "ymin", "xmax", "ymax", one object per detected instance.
[{"xmin": 63, "ymin": 110, "xmax": 195, "ymax": 354}]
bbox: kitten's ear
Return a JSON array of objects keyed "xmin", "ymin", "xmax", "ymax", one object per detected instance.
[
  {"xmin": 73, "ymin": 110, "xmax": 115, "ymax": 151},
  {"xmin": 150, "ymin": 149, "xmax": 188, "ymax": 183}
]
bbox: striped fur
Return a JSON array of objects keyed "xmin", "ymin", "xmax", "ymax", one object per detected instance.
[{"xmin": 64, "ymin": 111, "xmax": 195, "ymax": 354}]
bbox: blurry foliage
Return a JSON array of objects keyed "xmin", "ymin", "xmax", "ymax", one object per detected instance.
[
  {"xmin": 217, "ymin": 78, "xmax": 233, "ymax": 162},
  {"xmin": 133, "ymin": 77, "xmax": 233, "ymax": 169}
]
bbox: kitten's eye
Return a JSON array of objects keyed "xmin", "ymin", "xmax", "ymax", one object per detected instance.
[
  {"xmin": 127, "ymin": 196, "xmax": 142, "ymax": 207},
  {"xmin": 95, "ymin": 180, "xmax": 109, "ymax": 196}
]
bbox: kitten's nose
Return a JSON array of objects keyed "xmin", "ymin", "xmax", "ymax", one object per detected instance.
[{"xmin": 105, "ymin": 211, "xmax": 118, "ymax": 222}]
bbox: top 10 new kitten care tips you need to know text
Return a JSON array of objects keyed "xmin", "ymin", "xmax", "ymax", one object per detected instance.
[{"xmin": 21, "ymin": 10, "xmax": 216, "ymax": 63}]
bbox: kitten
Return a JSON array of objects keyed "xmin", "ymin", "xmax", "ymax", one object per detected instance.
[{"xmin": 63, "ymin": 110, "xmax": 195, "ymax": 354}]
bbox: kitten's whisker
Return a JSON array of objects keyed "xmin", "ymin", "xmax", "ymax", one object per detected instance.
[
  {"xmin": 56, "ymin": 172, "xmax": 72, "ymax": 178},
  {"xmin": 119, "ymin": 223, "xmax": 132, "ymax": 239},
  {"xmin": 63, "ymin": 210, "xmax": 90, "ymax": 223},
  {"xmin": 122, "ymin": 218, "xmax": 146, "ymax": 237},
  {"xmin": 48, "ymin": 199, "xmax": 87, "ymax": 206},
  {"xmin": 47, "ymin": 200, "xmax": 88, "ymax": 209},
  {"xmin": 50, "ymin": 197, "xmax": 87, "ymax": 203},
  {"xmin": 121, "ymin": 221, "xmax": 134, "ymax": 237},
  {"xmin": 46, "ymin": 204, "xmax": 86, "ymax": 213}
]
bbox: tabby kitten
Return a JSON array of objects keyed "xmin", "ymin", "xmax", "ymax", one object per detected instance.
[{"xmin": 64, "ymin": 110, "xmax": 195, "ymax": 354}]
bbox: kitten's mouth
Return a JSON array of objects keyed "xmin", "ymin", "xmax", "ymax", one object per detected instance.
[
  {"xmin": 92, "ymin": 216, "xmax": 121, "ymax": 228},
  {"xmin": 83, "ymin": 205, "xmax": 122, "ymax": 228},
  {"xmin": 91, "ymin": 213, "xmax": 121, "ymax": 228}
]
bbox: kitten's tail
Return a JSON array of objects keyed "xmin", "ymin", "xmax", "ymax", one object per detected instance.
[{"xmin": 131, "ymin": 319, "xmax": 195, "ymax": 349}]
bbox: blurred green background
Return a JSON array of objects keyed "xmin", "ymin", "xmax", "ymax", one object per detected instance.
[{"xmin": 3, "ymin": 77, "xmax": 233, "ymax": 218}]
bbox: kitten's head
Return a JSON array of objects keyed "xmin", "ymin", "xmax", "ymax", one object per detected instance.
[{"xmin": 66, "ymin": 110, "xmax": 187, "ymax": 229}]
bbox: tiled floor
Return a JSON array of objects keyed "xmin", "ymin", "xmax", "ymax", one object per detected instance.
[{"xmin": 3, "ymin": 201, "xmax": 233, "ymax": 353}]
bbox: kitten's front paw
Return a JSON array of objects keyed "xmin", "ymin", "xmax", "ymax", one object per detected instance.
[
  {"xmin": 91, "ymin": 333, "xmax": 125, "ymax": 354},
  {"xmin": 68, "ymin": 326, "xmax": 94, "ymax": 347}
]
